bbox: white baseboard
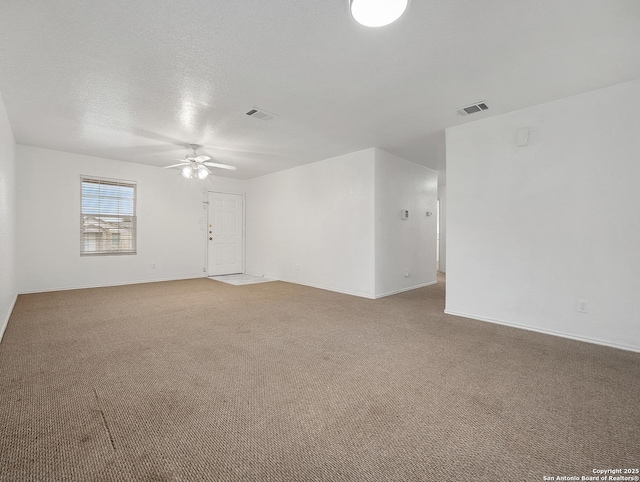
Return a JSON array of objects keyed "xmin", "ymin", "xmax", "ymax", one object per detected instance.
[
  {"xmin": 374, "ymin": 281, "xmax": 437, "ymax": 299},
  {"xmin": 277, "ymin": 276, "xmax": 376, "ymax": 299},
  {"xmin": 0, "ymin": 293, "xmax": 18, "ymax": 344},
  {"xmin": 251, "ymin": 276, "xmax": 438, "ymax": 300},
  {"xmin": 18, "ymin": 275, "xmax": 207, "ymax": 295},
  {"xmin": 444, "ymin": 309, "xmax": 640, "ymax": 353}
]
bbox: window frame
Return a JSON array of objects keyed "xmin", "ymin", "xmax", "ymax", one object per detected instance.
[{"xmin": 80, "ymin": 176, "xmax": 137, "ymax": 257}]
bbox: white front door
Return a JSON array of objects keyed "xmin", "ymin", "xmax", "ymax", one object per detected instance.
[{"xmin": 207, "ymin": 192, "xmax": 244, "ymax": 276}]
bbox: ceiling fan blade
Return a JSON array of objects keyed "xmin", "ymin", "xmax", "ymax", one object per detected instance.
[
  {"xmin": 163, "ymin": 162, "xmax": 190, "ymax": 169},
  {"xmin": 203, "ymin": 161, "xmax": 237, "ymax": 171},
  {"xmin": 194, "ymin": 155, "xmax": 211, "ymax": 162}
]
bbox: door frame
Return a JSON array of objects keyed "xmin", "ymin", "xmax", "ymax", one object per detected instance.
[{"xmin": 206, "ymin": 191, "xmax": 246, "ymax": 277}]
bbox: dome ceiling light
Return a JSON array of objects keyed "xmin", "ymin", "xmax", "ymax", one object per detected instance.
[{"xmin": 350, "ymin": 0, "xmax": 409, "ymax": 27}]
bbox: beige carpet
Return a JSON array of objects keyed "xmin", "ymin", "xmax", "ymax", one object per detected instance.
[{"xmin": 0, "ymin": 275, "xmax": 638, "ymax": 481}]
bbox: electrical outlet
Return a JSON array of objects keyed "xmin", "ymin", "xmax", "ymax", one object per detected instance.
[
  {"xmin": 152, "ymin": 263, "xmax": 157, "ymax": 270},
  {"xmin": 203, "ymin": 267, "xmax": 206, "ymax": 273},
  {"xmin": 578, "ymin": 298, "xmax": 588, "ymax": 313},
  {"xmin": 405, "ymin": 271, "xmax": 411, "ymax": 278}
]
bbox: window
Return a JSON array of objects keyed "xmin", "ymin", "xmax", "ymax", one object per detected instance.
[{"xmin": 81, "ymin": 177, "xmax": 136, "ymax": 256}]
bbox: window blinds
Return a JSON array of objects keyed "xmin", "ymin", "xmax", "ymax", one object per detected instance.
[{"xmin": 80, "ymin": 177, "xmax": 137, "ymax": 256}]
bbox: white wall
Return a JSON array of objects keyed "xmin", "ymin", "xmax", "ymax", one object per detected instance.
[
  {"xmin": 246, "ymin": 149, "xmax": 376, "ymax": 298},
  {"xmin": 446, "ymin": 79, "xmax": 640, "ymax": 352},
  {"xmin": 0, "ymin": 93, "xmax": 17, "ymax": 340},
  {"xmin": 374, "ymin": 149, "xmax": 438, "ymax": 297},
  {"xmin": 17, "ymin": 145, "xmax": 245, "ymax": 293},
  {"xmin": 437, "ymin": 184, "xmax": 446, "ymax": 273}
]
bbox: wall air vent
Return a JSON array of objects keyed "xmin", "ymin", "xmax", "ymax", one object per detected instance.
[
  {"xmin": 456, "ymin": 101, "xmax": 489, "ymax": 117},
  {"xmin": 245, "ymin": 107, "xmax": 278, "ymax": 121}
]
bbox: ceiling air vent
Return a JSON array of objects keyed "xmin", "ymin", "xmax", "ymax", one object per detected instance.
[
  {"xmin": 456, "ymin": 101, "xmax": 489, "ymax": 117},
  {"xmin": 246, "ymin": 107, "xmax": 278, "ymax": 121}
]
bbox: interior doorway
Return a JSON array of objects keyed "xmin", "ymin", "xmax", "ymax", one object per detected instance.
[{"xmin": 207, "ymin": 192, "xmax": 244, "ymax": 276}]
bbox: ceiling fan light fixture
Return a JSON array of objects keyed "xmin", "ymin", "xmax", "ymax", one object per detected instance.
[
  {"xmin": 197, "ymin": 165, "xmax": 209, "ymax": 180},
  {"xmin": 350, "ymin": 0, "xmax": 408, "ymax": 27},
  {"xmin": 164, "ymin": 144, "xmax": 236, "ymax": 177},
  {"xmin": 182, "ymin": 166, "xmax": 194, "ymax": 178}
]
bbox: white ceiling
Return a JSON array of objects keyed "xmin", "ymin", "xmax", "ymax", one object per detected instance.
[{"xmin": 1, "ymin": 0, "xmax": 639, "ymax": 179}]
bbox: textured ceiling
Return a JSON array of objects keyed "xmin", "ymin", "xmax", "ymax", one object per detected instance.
[{"xmin": 1, "ymin": 0, "xmax": 639, "ymax": 179}]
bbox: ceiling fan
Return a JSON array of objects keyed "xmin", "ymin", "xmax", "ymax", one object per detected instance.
[{"xmin": 163, "ymin": 144, "xmax": 237, "ymax": 179}]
